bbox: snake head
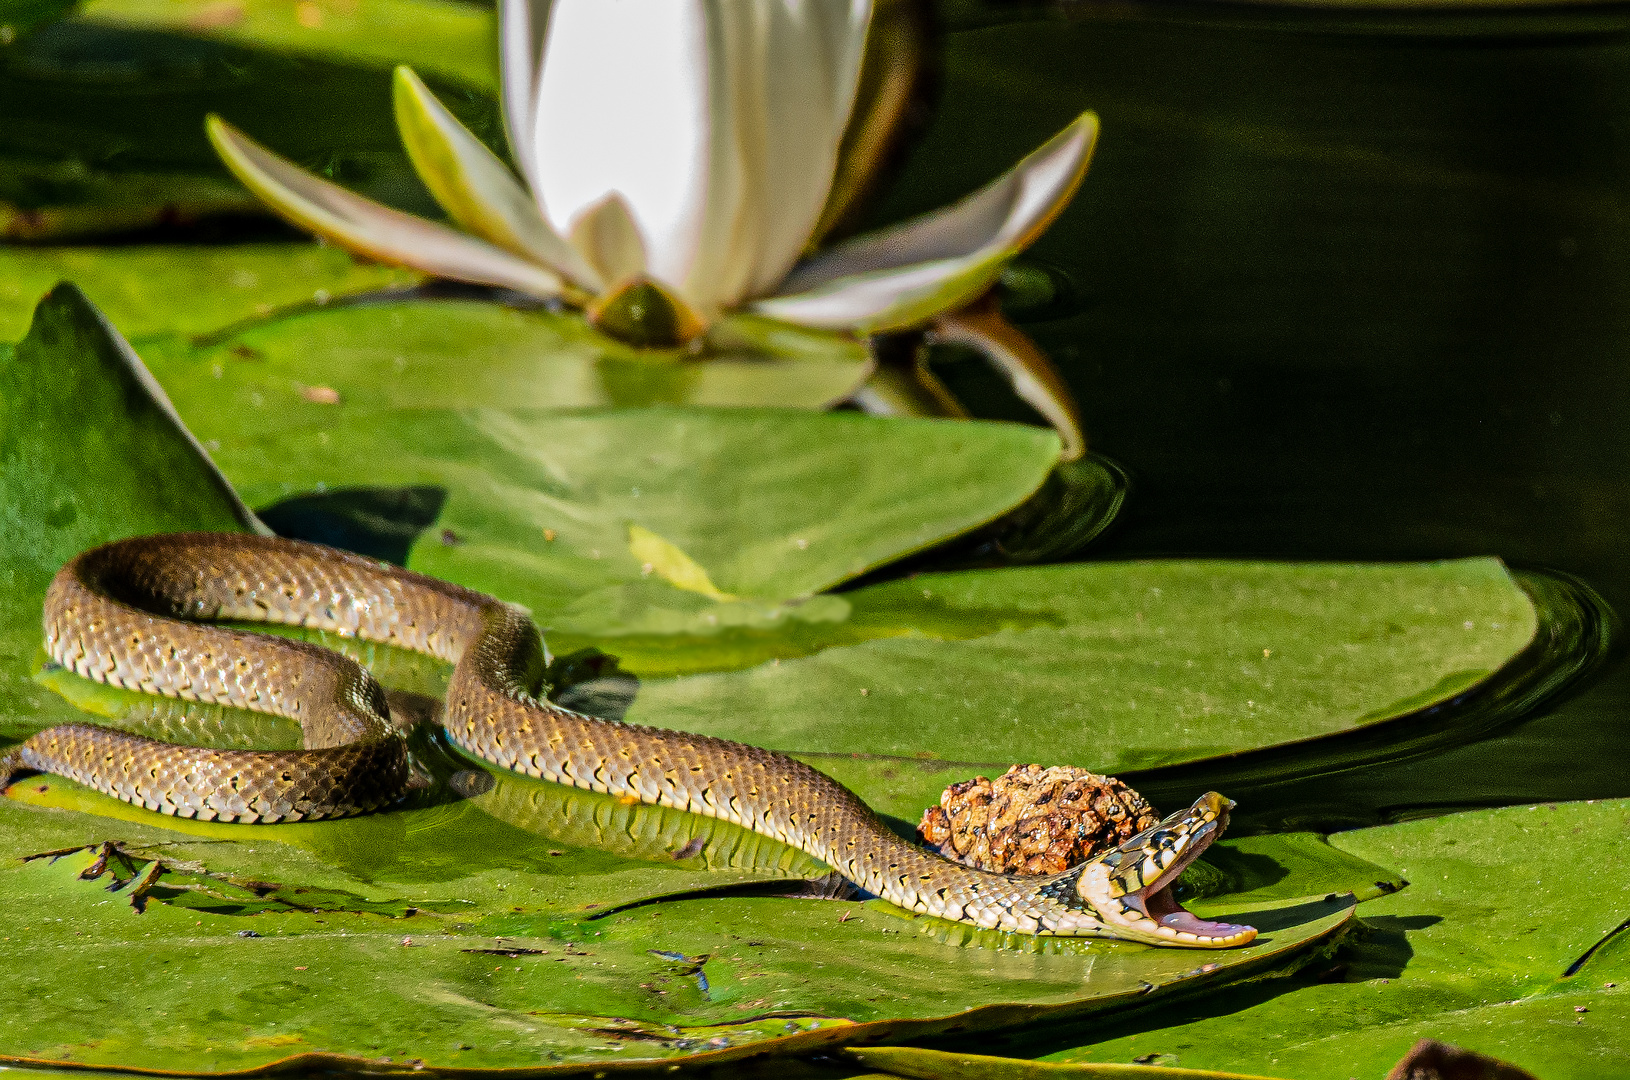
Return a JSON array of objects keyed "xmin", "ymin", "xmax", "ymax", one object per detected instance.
[{"xmin": 1074, "ymin": 791, "xmax": 1257, "ymax": 948}]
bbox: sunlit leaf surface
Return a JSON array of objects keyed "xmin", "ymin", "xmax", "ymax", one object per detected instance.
[
  {"xmin": 0, "ymin": 245, "xmax": 418, "ymax": 342},
  {"xmin": 1041, "ymin": 800, "xmax": 1630, "ymax": 1079}
]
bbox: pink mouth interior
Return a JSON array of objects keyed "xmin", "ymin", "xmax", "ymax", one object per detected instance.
[{"xmin": 1122, "ymin": 822, "xmax": 1256, "ymax": 941}]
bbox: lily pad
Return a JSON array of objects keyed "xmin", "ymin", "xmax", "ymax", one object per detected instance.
[
  {"xmin": 144, "ymin": 299, "xmax": 876, "ymax": 415},
  {"xmin": 0, "ymin": 245, "xmax": 419, "ymax": 343},
  {"xmin": 0, "ymin": 819, "xmax": 1356, "ymax": 1074},
  {"xmin": 82, "ymin": 0, "xmax": 498, "ymax": 88},
  {"xmin": 133, "ymin": 342, "xmax": 1061, "ymax": 611},
  {"xmin": 1038, "ymin": 799, "xmax": 1630, "ymax": 1079},
  {"xmin": 620, "ymin": 558, "xmax": 1545, "ymax": 821}
]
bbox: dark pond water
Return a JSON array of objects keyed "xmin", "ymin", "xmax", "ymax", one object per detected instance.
[{"xmin": 897, "ymin": 3, "xmax": 1630, "ymax": 828}]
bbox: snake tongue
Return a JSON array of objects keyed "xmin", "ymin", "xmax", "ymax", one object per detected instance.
[{"xmin": 1142, "ymin": 882, "xmax": 1255, "ymax": 938}]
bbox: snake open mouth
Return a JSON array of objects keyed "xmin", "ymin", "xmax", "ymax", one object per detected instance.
[
  {"xmin": 1084, "ymin": 792, "xmax": 1259, "ymax": 947},
  {"xmin": 1121, "ymin": 818, "xmax": 1255, "ymax": 944}
]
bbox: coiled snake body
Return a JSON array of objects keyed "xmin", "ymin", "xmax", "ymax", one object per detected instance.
[{"xmin": 1, "ymin": 534, "xmax": 1255, "ymax": 948}]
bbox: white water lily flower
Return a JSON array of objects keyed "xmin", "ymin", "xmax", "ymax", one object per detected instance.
[
  {"xmin": 209, "ymin": 0, "xmax": 1097, "ymax": 341},
  {"xmin": 207, "ymin": 0, "xmax": 1097, "ymax": 455}
]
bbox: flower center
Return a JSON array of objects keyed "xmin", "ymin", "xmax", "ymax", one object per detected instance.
[{"xmin": 587, "ymin": 278, "xmax": 704, "ymax": 349}]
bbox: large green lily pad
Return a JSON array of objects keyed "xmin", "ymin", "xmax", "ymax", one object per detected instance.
[
  {"xmin": 144, "ymin": 299, "xmax": 876, "ymax": 416},
  {"xmin": 621, "ymin": 558, "xmax": 1542, "ymax": 821},
  {"xmin": 0, "ymin": 819, "xmax": 1355, "ymax": 1074},
  {"xmin": 125, "ymin": 319, "xmax": 1057, "ymax": 609},
  {"xmin": 0, "ymin": 245, "xmax": 419, "ymax": 343},
  {"xmin": 1040, "ymin": 799, "xmax": 1630, "ymax": 1079}
]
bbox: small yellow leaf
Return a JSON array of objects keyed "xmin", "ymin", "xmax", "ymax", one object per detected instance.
[{"xmin": 627, "ymin": 525, "xmax": 735, "ymax": 601}]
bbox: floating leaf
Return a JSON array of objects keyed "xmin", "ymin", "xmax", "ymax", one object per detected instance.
[
  {"xmin": 0, "ymin": 826, "xmax": 1355, "ymax": 1073},
  {"xmin": 141, "ymin": 300, "xmax": 875, "ymax": 415},
  {"xmin": 1039, "ymin": 800, "xmax": 1630, "ymax": 1077},
  {"xmin": 149, "ymin": 394, "xmax": 1060, "ymax": 613},
  {"xmin": 0, "ymin": 244, "xmax": 417, "ymax": 343},
  {"xmin": 621, "ymin": 558, "xmax": 1544, "ymax": 820}
]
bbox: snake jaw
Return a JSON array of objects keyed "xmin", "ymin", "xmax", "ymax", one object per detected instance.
[{"xmin": 1074, "ymin": 792, "xmax": 1258, "ymax": 948}]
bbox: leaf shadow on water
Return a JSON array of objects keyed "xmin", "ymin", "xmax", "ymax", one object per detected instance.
[{"xmin": 254, "ymin": 484, "xmax": 448, "ymax": 566}]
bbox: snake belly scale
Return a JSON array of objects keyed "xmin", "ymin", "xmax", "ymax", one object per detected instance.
[{"xmin": 1, "ymin": 534, "xmax": 1255, "ymax": 947}]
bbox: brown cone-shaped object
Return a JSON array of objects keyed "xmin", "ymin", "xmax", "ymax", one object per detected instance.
[{"xmin": 917, "ymin": 764, "xmax": 1160, "ymax": 876}]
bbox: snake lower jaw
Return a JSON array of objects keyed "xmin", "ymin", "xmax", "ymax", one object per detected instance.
[
  {"xmin": 1077, "ymin": 794, "xmax": 1259, "ymax": 948},
  {"xmin": 1120, "ymin": 882, "xmax": 1258, "ymax": 948}
]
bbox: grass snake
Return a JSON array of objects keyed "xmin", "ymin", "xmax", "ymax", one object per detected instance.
[{"xmin": 0, "ymin": 533, "xmax": 1256, "ymax": 948}]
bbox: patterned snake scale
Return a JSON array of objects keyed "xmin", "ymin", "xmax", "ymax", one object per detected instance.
[{"xmin": 0, "ymin": 534, "xmax": 1256, "ymax": 947}]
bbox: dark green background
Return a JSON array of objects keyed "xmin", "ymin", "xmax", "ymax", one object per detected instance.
[{"xmin": 888, "ymin": 5, "xmax": 1630, "ymax": 821}]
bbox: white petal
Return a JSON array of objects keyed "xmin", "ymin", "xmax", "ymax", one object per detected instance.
[
  {"xmin": 753, "ymin": 112, "xmax": 1098, "ymax": 332},
  {"xmin": 207, "ymin": 116, "xmax": 564, "ymax": 298},
  {"xmin": 394, "ymin": 66, "xmax": 600, "ymax": 290},
  {"xmin": 568, "ymin": 192, "xmax": 648, "ymax": 286},
  {"xmin": 931, "ymin": 299, "xmax": 1085, "ymax": 461},
  {"xmin": 532, "ymin": 0, "xmax": 709, "ymax": 294},
  {"xmin": 499, "ymin": 0, "xmax": 553, "ymax": 191},
  {"xmin": 529, "ymin": 0, "xmax": 871, "ymax": 315},
  {"xmin": 685, "ymin": 0, "xmax": 873, "ymax": 309}
]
